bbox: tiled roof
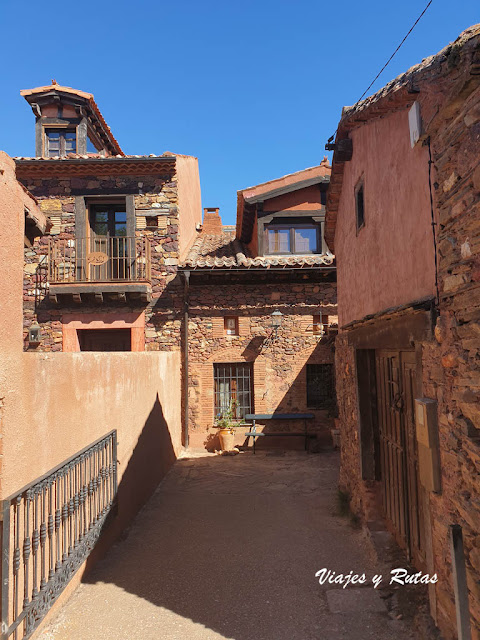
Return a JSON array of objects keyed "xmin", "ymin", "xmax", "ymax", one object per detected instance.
[
  {"xmin": 182, "ymin": 230, "xmax": 334, "ymax": 269},
  {"xmin": 340, "ymin": 23, "xmax": 480, "ymax": 126},
  {"xmin": 14, "ymin": 153, "xmax": 173, "ymax": 161}
]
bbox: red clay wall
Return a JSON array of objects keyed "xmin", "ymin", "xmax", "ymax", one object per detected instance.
[{"xmin": 334, "ymin": 109, "xmax": 436, "ymax": 326}]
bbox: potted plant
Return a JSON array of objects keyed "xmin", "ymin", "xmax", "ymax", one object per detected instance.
[{"xmin": 216, "ymin": 400, "xmax": 238, "ymax": 451}]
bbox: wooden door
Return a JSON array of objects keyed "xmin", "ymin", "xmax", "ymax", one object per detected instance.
[{"xmin": 376, "ymin": 350, "xmax": 424, "ymax": 568}]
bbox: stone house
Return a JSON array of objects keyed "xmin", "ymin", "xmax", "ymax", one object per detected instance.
[
  {"xmin": 181, "ymin": 164, "xmax": 337, "ymax": 449},
  {"xmin": 19, "ymin": 81, "xmax": 202, "ymax": 354},
  {"xmin": 326, "ymin": 25, "xmax": 480, "ymax": 640},
  {"xmin": 18, "ymin": 81, "xmax": 338, "ymax": 452}
]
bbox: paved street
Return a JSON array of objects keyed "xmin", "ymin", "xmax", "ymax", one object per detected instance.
[{"xmin": 39, "ymin": 451, "xmax": 416, "ymax": 640}]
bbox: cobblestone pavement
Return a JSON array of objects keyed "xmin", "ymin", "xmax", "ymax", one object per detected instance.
[{"xmin": 38, "ymin": 451, "xmax": 417, "ymax": 640}]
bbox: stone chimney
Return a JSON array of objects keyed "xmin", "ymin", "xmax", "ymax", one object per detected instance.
[{"xmin": 202, "ymin": 208, "xmax": 222, "ymax": 234}]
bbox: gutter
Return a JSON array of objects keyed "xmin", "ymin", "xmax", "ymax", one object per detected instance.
[{"xmin": 183, "ymin": 270, "xmax": 190, "ymax": 450}]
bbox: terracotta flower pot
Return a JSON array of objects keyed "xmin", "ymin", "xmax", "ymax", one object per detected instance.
[{"xmin": 219, "ymin": 429, "xmax": 235, "ymax": 451}]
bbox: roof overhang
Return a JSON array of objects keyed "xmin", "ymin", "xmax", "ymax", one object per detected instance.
[
  {"xmin": 15, "ymin": 156, "xmax": 176, "ymax": 178},
  {"xmin": 244, "ymin": 175, "xmax": 330, "ymax": 204}
]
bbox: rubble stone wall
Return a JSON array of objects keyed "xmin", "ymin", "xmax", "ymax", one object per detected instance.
[
  {"xmin": 187, "ymin": 281, "xmax": 338, "ymax": 449},
  {"xmin": 20, "ymin": 171, "xmax": 184, "ymax": 352}
]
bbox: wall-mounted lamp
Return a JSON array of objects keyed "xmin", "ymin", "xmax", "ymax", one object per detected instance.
[
  {"xmin": 28, "ymin": 322, "xmax": 41, "ymax": 346},
  {"xmin": 270, "ymin": 310, "xmax": 283, "ymax": 332},
  {"xmin": 262, "ymin": 310, "xmax": 283, "ymax": 352}
]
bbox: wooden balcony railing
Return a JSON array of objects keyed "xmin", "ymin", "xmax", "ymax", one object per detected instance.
[{"xmin": 47, "ymin": 237, "xmax": 151, "ymax": 284}]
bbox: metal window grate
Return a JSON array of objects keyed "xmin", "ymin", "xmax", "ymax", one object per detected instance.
[
  {"xmin": 306, "ymin": 364, "xmax": 335, "ymax": 409},
  {"xmin": 214, "ymin": 363, "xmax": 253, "ymax": 420}
]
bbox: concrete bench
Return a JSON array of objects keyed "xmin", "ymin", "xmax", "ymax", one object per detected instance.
[{"xmin": 244, "ymin": 413, "xmax": 315, "ymax": 454}]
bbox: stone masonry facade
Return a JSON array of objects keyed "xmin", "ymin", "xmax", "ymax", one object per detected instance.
[
  {"xmin": 187, "ymin": 281, "xmax": 337, "ymax": 449},
  {"xmin": 21, "ymin": 170, "xmax": 184, "ymax": 352}
]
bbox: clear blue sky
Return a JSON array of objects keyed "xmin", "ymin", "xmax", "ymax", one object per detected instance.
[{"xmin": 1, "ymin": 0, "xmax": 478, "ymax": 224}]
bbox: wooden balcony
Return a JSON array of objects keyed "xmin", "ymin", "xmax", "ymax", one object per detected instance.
[{"xmin": 47, "ymin": 236, "xmax": 152, "ymax": 303}]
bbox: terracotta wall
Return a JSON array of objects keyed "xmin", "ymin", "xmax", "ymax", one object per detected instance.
[
  {"xmin": 334, "ymin": 109, "xmax": 436, "ymax": 326},
  {"xmin": 4, "ymin": 351, "xmax": 182, "ymax": 506},
  {"xmin": 187, "ymin": 281, "xmax": 337, "ymax": 449},
  {"xmin": 176, "ymin": 154, "xmax": 202, "ymax": 261},
  {"xmin": 262, "ymin": 185, "xmax": 323, "ymax": 212}
]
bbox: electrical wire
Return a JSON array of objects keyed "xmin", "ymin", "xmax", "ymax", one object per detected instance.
[{"xmin": 326, "ymin": 0, "xmax": 433, "ymax": 146}]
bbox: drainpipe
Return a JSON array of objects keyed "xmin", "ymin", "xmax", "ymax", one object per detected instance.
[{"xmin": 183, "ymin": 270, "xmax": 190, "ymax": 449}]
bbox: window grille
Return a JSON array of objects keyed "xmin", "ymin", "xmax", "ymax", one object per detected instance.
[
  {"xmin": 306, "ymin": 364, "xmax": 335, "ymax": 409},
  {"xmin": 214, "ymin": 363, "xmax": 252, "ymax": 420}
]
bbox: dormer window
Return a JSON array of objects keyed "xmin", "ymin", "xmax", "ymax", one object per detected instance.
[
  {"xmin": 45, "ymin": 128, "xmax": 77, "ymax": 157},
  {"xmin": 265, "ymin": 223, "xmax": 319, "ymax": 255}
]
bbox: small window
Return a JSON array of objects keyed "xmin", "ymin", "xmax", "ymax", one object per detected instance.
[
  {"xmin": 146, "ymin": 216, "xmax": 159, "ymax": 228},
  {"xmin": 78, "ymin": 329, "xmax": 131, "ymax": 351},
  {"xmin": 265, "ymin": 224, "xmax": 319, "ymax": 255},
  {"xmin": 45, "ymin": 128, "xmax": 77, "ymax": 157},
  {"xmin": 355, "ymin": 182, "xmax": 365, "ymax": 231},
  {"xmin": 224, "ymin": 317, "xmax": 238, "ymax": 336},
  {"xmin": 306, "ymin": 364, "xmax": 335, "ymax": 409},
  {"xmin": 312, "ymin": 314, "xmax": 330, "ymax": 335}
]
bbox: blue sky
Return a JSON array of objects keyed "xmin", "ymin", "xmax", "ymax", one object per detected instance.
[{"xmin": 1, "ymin": 0, "xmax": 478, "ymax": 224}]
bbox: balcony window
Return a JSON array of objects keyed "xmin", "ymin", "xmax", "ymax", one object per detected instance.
[
  {"xmin": 265, "ymin": 224, "xmax": 319, "ymax": 254},
  {"xmin": 45, "ymin": 128, "xmax": 77, "ymax": 157}
]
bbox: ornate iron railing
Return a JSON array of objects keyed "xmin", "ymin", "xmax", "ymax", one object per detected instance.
[
  {"xmin": 1, "ymin": 431, "xmax": 117, "ymax": 640},
  {"xmin": 48, "ymin": 237, "xmax": 151, "ymax": 284}
]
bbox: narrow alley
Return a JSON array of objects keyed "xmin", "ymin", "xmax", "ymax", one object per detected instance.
[{"xmin": 38, "ymin": 452, "xmax": 416, "ymax": 640}]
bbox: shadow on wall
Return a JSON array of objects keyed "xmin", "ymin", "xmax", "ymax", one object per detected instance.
[
  {"xmin": 85, "ymin": 393, "xmax": 177, "ymax": 572},
  {"xmin": 204, "ymin": 336, "xmax": 337, "ymax": 452}
]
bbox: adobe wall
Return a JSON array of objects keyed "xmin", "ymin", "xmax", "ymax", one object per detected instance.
[
  {"xmin": 187, "ymin": 281, "xmax": 337, "ymax": 449},
  {"xmin": 334, "ymin": 109, "xmax": 436, "ymax": 327},
  {"xmin": 20, "ymin": 169, "xmax": 185, "ymax": 352}
]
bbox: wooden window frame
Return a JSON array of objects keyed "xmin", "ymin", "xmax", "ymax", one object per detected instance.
[
  {"xmin": 224, "ymin": 316, "xmax": 239, "ymax": 336},
  {"xmin": 44, "ymin": 126, "xmax": 77, "ymax": 157},
  {"xmin": 264, "ymin": 223, "xmax": 320, "ymax": 255}
]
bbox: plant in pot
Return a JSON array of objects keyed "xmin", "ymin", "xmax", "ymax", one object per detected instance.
[{"xmin": 216, "ymin": 400, "xmax": 238, "ymax": 451}]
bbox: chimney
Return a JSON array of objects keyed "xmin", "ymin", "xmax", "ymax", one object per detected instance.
[{"xmin": 202, "ymin": 207, "xmax": 222, "ymax": 234}]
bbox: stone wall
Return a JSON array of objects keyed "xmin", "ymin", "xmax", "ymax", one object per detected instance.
[
  {"xmin": 20, "ymin": 171, "xmax": 184, "ymax": 352},
  {"xmin": 334, "ymin": 67, "xmax": 480, "ymax": 640},
  {"xmin": 187, "ymin": 281, "xmax": 337, "ymax": 449},
  {"xmin": 426, "ymin": 76, "xmax": 480, "ymax": 639}
]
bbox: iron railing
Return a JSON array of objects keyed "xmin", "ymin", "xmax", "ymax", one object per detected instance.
[
  {"xmin": 48, "ymin": 237, "xmax": 151, "ymax": 284},
  {"xmin": 1, "ymin": 431, "xmax": 117, "ymax": 640}
]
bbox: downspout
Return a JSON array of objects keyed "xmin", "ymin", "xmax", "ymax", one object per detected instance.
[{"xmin": 183, "ymin": 270, "xmax": 190, "ymax": 449}]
